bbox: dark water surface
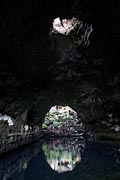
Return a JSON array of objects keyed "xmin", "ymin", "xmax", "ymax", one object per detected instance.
[{"xmin": 0, "ymin": 138, "xmax": 120, "ymax": 180}]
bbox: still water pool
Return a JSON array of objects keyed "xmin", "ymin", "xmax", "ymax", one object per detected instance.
[{"xmin": 0, "ymin": 138, "xmax": 120, "ymax": 180}]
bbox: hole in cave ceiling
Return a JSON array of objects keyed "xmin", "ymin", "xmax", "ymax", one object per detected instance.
[{"xmin": 51, "ymin": 17, "xmax": 81, "ymax": 35}]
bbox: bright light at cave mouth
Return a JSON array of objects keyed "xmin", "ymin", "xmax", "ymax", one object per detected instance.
[
  {"xmin": 51, "ymin": 17, "xmax": 80, "ymax": 35},
  {"xmin": 42, "ymin": 105, "xmax": 78, "ymax": 130}
]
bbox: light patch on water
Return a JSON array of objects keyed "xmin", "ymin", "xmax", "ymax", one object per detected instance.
[
  {"xmin": 42, "ymin": 139, "xmax": 82, "ymax": 173},
  {"xmin": 0, "ymin": 114, "xmax": 14, "ymax": 126}
]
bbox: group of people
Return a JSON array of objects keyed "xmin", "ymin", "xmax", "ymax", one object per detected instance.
[{"xmin": 20, "ymin": 124, "xmax": 33, "ymax": 133}]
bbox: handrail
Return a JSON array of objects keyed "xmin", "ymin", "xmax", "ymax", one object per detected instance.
[{"xmin": 0, "ymin": 131, "xmax": 43, "ymax": 155}]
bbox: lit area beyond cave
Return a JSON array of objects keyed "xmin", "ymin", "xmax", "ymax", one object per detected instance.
[
  {"xmin": 42, "ymin": 105, "xmax": 84, "ymax": 136},
  {"xmin": 51, "ymin": 17, "xmax": 81, "ymax": 35}
]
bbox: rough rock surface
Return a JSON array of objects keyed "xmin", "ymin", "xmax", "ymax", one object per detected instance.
[
  {"xmin": 0, "ymin": 120, "xmax": 9, "ymax": 137},
  {"xmin": 0, "ymin": 1, "xmax": 120, "ymax": 135}
]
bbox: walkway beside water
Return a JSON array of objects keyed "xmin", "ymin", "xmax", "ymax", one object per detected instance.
[{"xmin": 0, "ymin": 131, "xmax": 43, "ymax": 155}]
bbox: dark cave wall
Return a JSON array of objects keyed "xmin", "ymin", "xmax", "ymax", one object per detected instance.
[
  {"xmin": 0, "ymin": 0, "xmax": 120, "ymax": 128},
  {"xmin": 0, "ymin": 0, "xmax": 120, "ymax": 82}
]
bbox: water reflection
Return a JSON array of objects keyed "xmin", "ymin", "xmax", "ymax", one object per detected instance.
[
  {"xmin": 42, "ymin": 138, "xmax": 85, "ymax": 173},
  {"xmin": 0, "ymin": 138, "xmax": 120, "ymax": 180},
  {"xmin": 0, "ymin": 141, "xmax": 42, "ymax": 180}
]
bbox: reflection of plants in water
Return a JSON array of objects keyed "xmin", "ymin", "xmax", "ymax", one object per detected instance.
[
  {"xmin": 42, "ymin": 138, "xmax": 83, "ymax": 173},
  {"xmin": 22, "ymin": 162, "xmax": 28, "ymax": 170}
]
